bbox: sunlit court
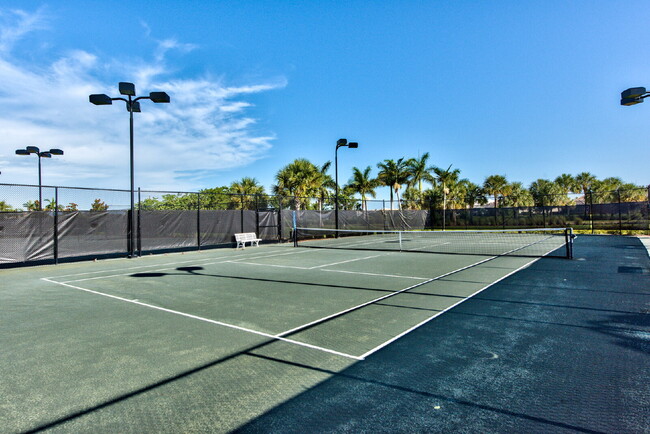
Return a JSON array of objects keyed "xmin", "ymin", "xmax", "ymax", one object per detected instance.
[{"xmin": 1, "ymin": 238, "xmax": 564, "ymax": 432}]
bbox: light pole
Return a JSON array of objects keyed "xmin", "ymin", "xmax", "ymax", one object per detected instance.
[
  {"xmin": 90, "ymin": 82, "xmax": 170, "ymax": 258},
  {"xmin": 15, "ymin": 146, "xmax": 64, "ymax": 211},
  {"xmin": 335, "ymin": 138, "xmax": 358, "ymax": 231}
]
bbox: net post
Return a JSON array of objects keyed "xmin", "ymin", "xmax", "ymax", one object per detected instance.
[
  {"xmin": 398, "ymin": 231, "xmax": 403, "ymax": 252},
  {"xmin": 292, "ymin": 211, "xmax": 297, "ymax": 247},
  {"xmin": 565, "ymin": 227, "xmax": 574, "ymax": 259}
]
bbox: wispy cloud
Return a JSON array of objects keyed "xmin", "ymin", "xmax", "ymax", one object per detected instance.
[{"xmin": 0, "ymin": 8, "xmax": 286, "ymax": 191}]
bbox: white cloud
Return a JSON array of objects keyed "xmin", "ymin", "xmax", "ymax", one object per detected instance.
[{"xmin": 0, "ymin": 8, "xmax": 286, "ymax": 192}]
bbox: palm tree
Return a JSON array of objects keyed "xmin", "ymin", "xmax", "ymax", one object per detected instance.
[
  {"xmin": 376, "ymin": 158, "xmax": 411, "ymax": 210},
  {"xmin": 272, "ymin": 158, "xmax": 323, "ymax": 210},
  {"xmin": 462, "ymin": 181, "xmax": 486, "ymax": 209},
  {"xmin": 229, "ymin": 177, "xmax": 265, "ymax": 209},
  {"xmin": 407, "ymin": 152, "xmax": 434, "ymax": 193},
  {"xmin": 431, "ymin": 165, "xmax": 461, "ymax": 229},
  {"xmin": 483, "ymin": 174, "xmax": 508, "ymax": 208},
  {"xmin": 529, "ymin": 179, "xmax": 566, "ymax": 206},
  {"xmin": 554, "ymin": 173, "xmax": 579, "ymax": 195},
  {"xmin": 315, "ymin": 161, "xmax": 335, "ymax": 211},
  {"xmin": 575, "ymin": 172, "xmax": 596, "ymax": 197},
  {"xmin": 501, "ymin": 182, "xmax": 534, "ymax": 207},
  {"xmin": 346, "ymin": 166, "xmax": 380, "ymax": 211}
]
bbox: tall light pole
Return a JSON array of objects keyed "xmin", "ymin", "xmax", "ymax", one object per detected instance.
[
  {"xmin": 90, "ymin": 82, "xmax": 170, "ymax": 257},
  {"xmin": 335, "ymin": 138, "xmax": 358, "ymax": 231},
  {"xmin": 15, "ymin": 146, "xmax": 64, "ymax": 211}
]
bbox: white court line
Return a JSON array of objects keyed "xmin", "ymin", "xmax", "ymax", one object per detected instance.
[
  {"xmin": 46, "ymin": 246, "xmax": 306, "ymax": 280},
  {"xmin": 41, "ymin": 277, "xmax": 363, "ymax": 361},
  {"xmin": 56, "ymin": 249, "xmax": 318, "ymax": 284},
  {"xmin": 308, "ymin": 254, "xmax": 384, "ymax": 269},
  {"xmin": 276, "ymin": 254, "xmax": 498, "ymax": 338},
  {"xmin": 321, "ymin": 269, "xmax": 428, "ymax": 280},
  {"xmin": 358, "ymin": 257, "xmax": 541, "ymax": 359},
  {"xmin": 277, "ymin": 234, "xmax": 565, "ymax": 353}
]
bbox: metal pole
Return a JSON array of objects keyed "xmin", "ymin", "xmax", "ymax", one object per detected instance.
[
  {"xmin": 54, "ymin": 186, "xmax": 58, "ymax": 264},
  {"xmin": 442, "ymin": 183, "xmax": 446, "ymax": 231},
  {"xmin": 128, "ymin": 95, "xmax": 135, "ymax": 258},
  {"xmin": 589, "ymin": 190, "xmax": 594, "ymax": 234},
  {"xmin": 618, "ymin": 190, "xmax": 622, "ymax": 234},
  {"xmin": 197, "ymin": 192, "xmax": 201, "ymax": 250},
  {"xmin": 137, "ymin": 187, "xmax": 142, "ymax": 256},
  {"xmin": 335, "ymin": 145, "xmax": 339, "ymax": 232},
  {"xmin": 647, "ymin": 185, "xmax": 650, "ymax": 235},
  {"xmin": 38, "ymin": 155, "xmax": 42, "ymax": 211}
]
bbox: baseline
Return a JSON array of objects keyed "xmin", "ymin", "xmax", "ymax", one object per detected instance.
[{"xmin": 41, "ymin": 277, "xmax": 363, "ymax": 361}]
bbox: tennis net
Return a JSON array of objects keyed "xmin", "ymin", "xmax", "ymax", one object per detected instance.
[{"xmin": 294, "ymin": 227, "xmax": 574, "ymax": 259}]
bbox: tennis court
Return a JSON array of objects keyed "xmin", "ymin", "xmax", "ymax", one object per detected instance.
[{"xmin": 1, "ymin": 232, "xmax": 647, "ymax": 432}]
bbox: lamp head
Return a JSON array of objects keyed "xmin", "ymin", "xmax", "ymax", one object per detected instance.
[
  {"xmin": 15, "ymin": 149, "xmax": 30, "ymax": 155},
  {"xmin": 49, "ymin": 149, "xmax": 64, "ymax": 155},
  {"xmin": 26, "ymin": 146, "xmax": 39, "ymax": 154},
  {"xmin": 150, "ymin": 91, "xmax": 170, "ymax": 103},
  {"xmin": 128, "ymin": 101, "xmax": 142, "ymax": 113},
  {"xmin": 621, "ymin": 87, "xmax": 646, "ymax": 99},
  {"xmin": 337, "ymin": 138, "xmax": 347, "ymax": 147},
  {"xmin": 119, "ymin": 82, "xmax": 136, "ymax": 96},
  {"xmin": 89, "ymin": 94, "xmax": 113, "ymax": 105},
  {"xmin": 621, "ymin": 97, "xmax": 643, "ymax": 106},
  {"xmin": 348, "ymin": 142, "xmax": 358, "ymax": 149},
  {"xmin": 40, "ymin": 152, "xmax": 52, "ymax": 158}
]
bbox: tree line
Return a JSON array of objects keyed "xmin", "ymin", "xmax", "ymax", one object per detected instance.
[
  {"xmin": 1, "ymin": 154, "xmax": 647, "ymax": 211},
  {"xmin": 137, "ymin": 154, "xmax": 647, "ymax": 211}
]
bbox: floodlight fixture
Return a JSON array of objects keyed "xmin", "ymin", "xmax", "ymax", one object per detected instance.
[
  {"xmin": 15, "ymin": 145, "xmax": 64, "ymax": 210},
  {"xmin": 89, "ymin": 94, "xmax": 113, "ymax": 105},
  {"xmin": 89, "ymin": 81, "xmax": 171, "ymax": 258},
  {"xmin": 620, "ymin": 86, "xmax": 650, "ymax": 106},
  {"xmin": 334, "ymin": 137, "xmax": 360, "ymax": 232},
  {"xmin": 150, "ymin": 92, "xmax": 170, "ymax": 103},
  {"xmin": 119, "ymin": 82, "xmax": 136, "ymax": 96},
  {"xmin": 621, "ymin": 87, "xmax": 646, "ymax": 99},
  {"xmin": 621, "ymin": 97, "xmax": 642, "ymax": 106}
]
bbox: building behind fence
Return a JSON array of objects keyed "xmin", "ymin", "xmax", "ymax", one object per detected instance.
[{"xmin": 1, "ymin": 183, "xmax": 648, "ymax": 266}]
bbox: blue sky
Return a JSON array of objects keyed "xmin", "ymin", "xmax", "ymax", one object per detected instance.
[{"xmin": 1, "ymin": 1, "xmax": 649, "ymax": 200}]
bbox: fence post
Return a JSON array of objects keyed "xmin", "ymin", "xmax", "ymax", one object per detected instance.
[
  {"xmin": 255, "ymin": 194, "xmax": 260, "ymax": 237},
  {"xmin": 618, "ymin": 190, "xmax": 622, "ymax": 235},
  {"xmin": 647, "ymin": 185, "xmax": 650, "ymax": 235},
  {"xmin": 137, "ymin": 188, "xmax": 142, "ymax": 256},
  {"xmin": 197, "ymin": 192, "xmax": 201, "ymax": 250},
  {"xmin": 588, "ymin": 190, "xmax": 594, "ymax": 234},
  {"xmin": 240, "ymin": 194, "xmax": 244, "ymax": 233},
  {"xmin": 278, "ymin": 196, "xmax": 283, "ymax": 241},
  {"xmin": 54, "ymin": 187, "xmax": 59, "ymax": 265}
]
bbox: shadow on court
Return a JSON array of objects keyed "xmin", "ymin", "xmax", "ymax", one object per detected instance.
[{"xmin": 235, "ymin": 235, "xmax": 649, "ymax": 433}]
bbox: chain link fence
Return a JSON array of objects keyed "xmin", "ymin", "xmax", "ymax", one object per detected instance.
[{"xmin": 1, "ymin": 183, "xmax": 648, "ymax": 266}]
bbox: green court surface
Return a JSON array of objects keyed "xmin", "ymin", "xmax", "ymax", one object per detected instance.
[{"xmin": 1, "ymin": 236, "xmax": 647, "ymax": 432}]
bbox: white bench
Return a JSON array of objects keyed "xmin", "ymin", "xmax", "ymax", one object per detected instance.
[{"xmin": 235, "ymin": 232, "xmax": 262, "ymax": 249}]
